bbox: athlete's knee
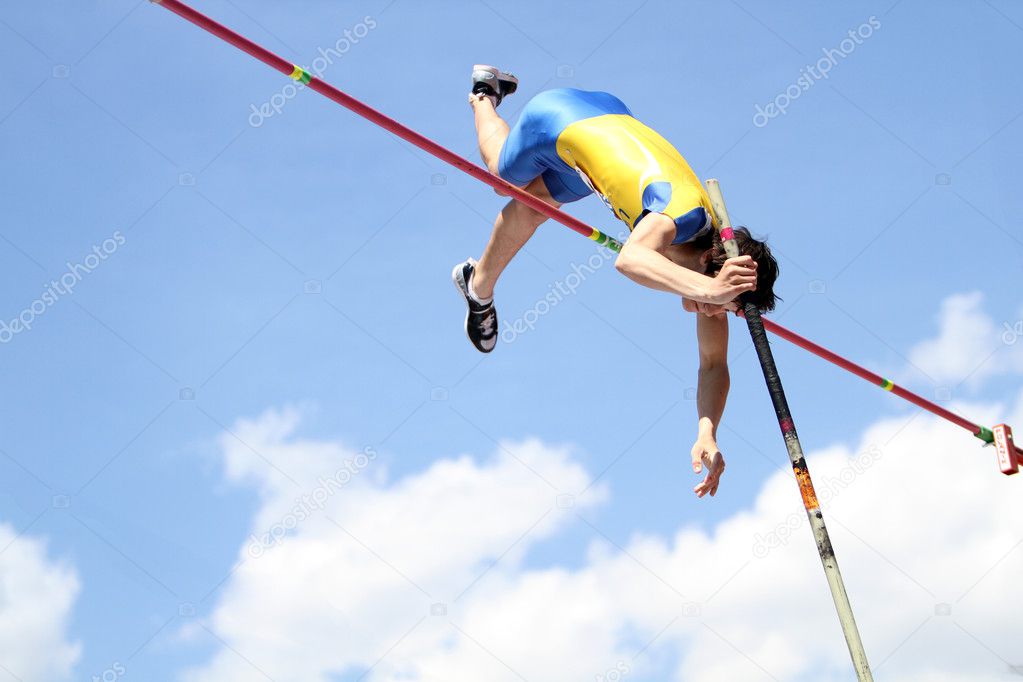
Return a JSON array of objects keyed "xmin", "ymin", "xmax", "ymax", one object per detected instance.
[
  {"xmin": 492, "ymin": 180, "xmax": 513, "ymax": 197},
  {"xmin": 485, "ymin": 155, "xmax": 512, "ymax": 194}
]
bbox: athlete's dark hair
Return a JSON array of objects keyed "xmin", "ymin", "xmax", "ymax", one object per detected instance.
[{"xmin": 691, "ymin": 226, "xmax": 780, "ymax": 313}]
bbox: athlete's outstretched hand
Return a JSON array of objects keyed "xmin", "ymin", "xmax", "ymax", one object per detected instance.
[
  {"xmin": 707, "ymin": 255, "xmax": 757, "ymax": 305},
  {"xmin": 691, "ymin": 435, "xmax": 726, "ymax": 498}
]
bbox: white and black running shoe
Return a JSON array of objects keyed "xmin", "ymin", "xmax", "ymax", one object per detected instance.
[
  {"xmin": 452, "ymin": 258, "xmax": 498, "ymax": 353},
  {"xmin": 471, "ymin": 64, "xmax": 519, "ymax": 108}
]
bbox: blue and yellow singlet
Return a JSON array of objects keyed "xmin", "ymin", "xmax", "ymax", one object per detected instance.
[{"xmin": 497, "ymin": 88, "xmax": 717, "ymax": 244}]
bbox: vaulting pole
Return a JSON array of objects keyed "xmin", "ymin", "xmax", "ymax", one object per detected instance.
[
  {"xmin": 148, "ymin": 0, "xmax": 1021, "ymax": 472},
  {"xmin": 706, "ymin": 179, "xmax": 874, "ymax": 682}
]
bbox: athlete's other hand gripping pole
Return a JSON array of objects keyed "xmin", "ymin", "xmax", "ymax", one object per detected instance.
[{"xmin": 705, "ymin": 179, "xmax": 875, "ymax": 682}]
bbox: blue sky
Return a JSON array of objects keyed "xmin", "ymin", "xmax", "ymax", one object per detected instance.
[{"xmin": 1, "ymin": 1, "xmax": 1022, "ymax": 681}]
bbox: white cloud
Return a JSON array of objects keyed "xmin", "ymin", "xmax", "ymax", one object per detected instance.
[
  {"xmin": 0, "ymin": 525, "xmax": 81, "ymax": 681},
  {"xmin": 907, "ymin": 291, "xmax": 1023, "ymax": 387},
  {"xmin": 182, "ymin": 409, "xmax": 608, "ymax": 682},
  {"xmin": 184, "ymin": 394, "xmax": 1023, "ymax": 682}
]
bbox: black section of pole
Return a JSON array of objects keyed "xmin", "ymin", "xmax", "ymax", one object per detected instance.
[{"xmin": 743, "ymin": 303, "xmax": 793, "ymax": 428}]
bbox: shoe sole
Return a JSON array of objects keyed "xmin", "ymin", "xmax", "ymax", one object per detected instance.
[
  {"xmin": 498, "ymin": 73, "xmax": 518, "ymax": 95},
  {"xmin": 471, "ymin": 65, "xmax": 500, "ymax": 88},
  {"xmin": 471, "ymin": 65, "xmax": 517, "ymax": 101}
]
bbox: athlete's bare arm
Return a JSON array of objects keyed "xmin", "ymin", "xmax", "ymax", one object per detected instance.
[
  {"xmin": 616, "ymin": 212, "xmax": 757, "ymax": 304},
  {"xmin": 692, "ymin": 310, "xmax": 729, "ymax": 498}
]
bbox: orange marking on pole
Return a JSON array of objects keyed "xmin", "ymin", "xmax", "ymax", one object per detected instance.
[{"xmin": 794, "ymin": 465, "xmax": 820, "ymax": 510}]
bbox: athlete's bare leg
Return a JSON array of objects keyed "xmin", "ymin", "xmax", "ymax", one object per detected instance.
[
  {"xmin": 470, "ymin": 93, "xmax": 510, "ymax": 175},
  {"xmin": 467, "ymin": 93, "xmax": 560, "ymax": 299},
  {"xmin": 472, "ymin": 177, "xmax": 560, "ymax": 300}
]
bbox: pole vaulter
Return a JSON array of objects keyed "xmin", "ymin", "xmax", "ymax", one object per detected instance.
[
  {"xmin": 149, "ymin": 1, "xmax": 1022, "ymax": 677},
  {"xmin": 148, "ymin": 0, "xmax": 1022, "ymax": 476}
]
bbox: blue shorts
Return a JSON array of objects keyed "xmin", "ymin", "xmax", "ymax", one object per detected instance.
[
  {"xmin": 497, "ymin": 89, "xmax": 633, "ymax": 204},
  {"xmin": 495, "ymin": 89, "xmax": 716, "ymax": 245}
]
